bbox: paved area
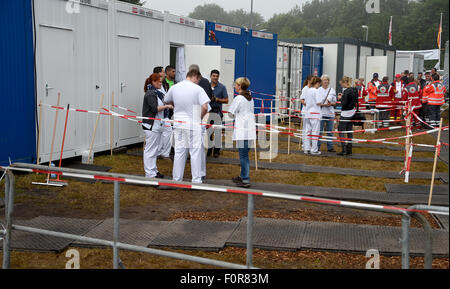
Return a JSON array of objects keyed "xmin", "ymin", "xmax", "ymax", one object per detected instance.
[
  {"xmin": 204, "ymin": 180, "xmax": 449, "ymax": 206},
  {"xmin": 385, "ymin": 184, "xmax": 449, "ymax": 195},
  {"xmin": 207, "ymin": 157, "xmax": 442, "ymax": 180},
  {"xmin": 2, "ymin": 216, "xmax": 448, "ymax": 257}
]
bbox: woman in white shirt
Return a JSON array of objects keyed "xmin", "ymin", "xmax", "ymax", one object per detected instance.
[
  {"xmin": 303, "ymin": 76, "xmax": 323, "ymax": 155},
  {"xmin": 228, "ymin": 77, "xmax": 256, "ymax": 188},
  {"xmin": 317, "ymin": 75, "xmax": 337, "ymax": 152}
]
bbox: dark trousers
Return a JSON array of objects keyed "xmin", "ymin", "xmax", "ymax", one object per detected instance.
[
  {"xmin": 338, "ymin": 117, "xmax": 354, "ymax": 154},
  {"xmin": 428, "ymin": 105, "xmax": 441, "ymax": 127}
]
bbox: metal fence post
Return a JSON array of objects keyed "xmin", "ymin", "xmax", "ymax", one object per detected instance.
[
  {"xmin": 113, "ymin": 181, "xmax": 120, "ymax": 269},
  {"xmin": 2, "ymin": 170, "xmax": 15, "ymax": 269},
  {"xmin": 401, "ymin": 213, "xmax": 410, "ymax": 269},
  {"xmin": 246, "ymin": 194, "xmax": 254, "ymax": 268}
]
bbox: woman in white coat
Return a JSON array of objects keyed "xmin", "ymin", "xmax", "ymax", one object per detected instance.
[
  {"xmin": 142, "ymin": 73, "xmax": 173, "ymax": 178},
  {"xmin": 228, "ymin": 77, "xmax": 256, "ymax": 188},
  {"xmin": 303, "ymin": 76, "xmax": 323, "ymax": 155}
]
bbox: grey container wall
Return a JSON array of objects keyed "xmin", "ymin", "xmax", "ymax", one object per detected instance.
[{"xmin": 282, "ymin": 38, "xmax": 396, "ymax": 91}]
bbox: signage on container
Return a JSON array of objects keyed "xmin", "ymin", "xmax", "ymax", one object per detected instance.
[
  {"xmin": 215, "ymin": 24, "xmax": 241, "ymax": 35},
  {"xmin": 252, "ymin": 31, "xmax": 274, "ymax": 40},
  {"xmin": 130, "ymin": 6, "xmax": 163, "ymax": 20}
]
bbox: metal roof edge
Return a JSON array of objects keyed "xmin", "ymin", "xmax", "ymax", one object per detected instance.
[{"xmin": 281, "ymin": 37, "xmax": 396, "ymax": 51}]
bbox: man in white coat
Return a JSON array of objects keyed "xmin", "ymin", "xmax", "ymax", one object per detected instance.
[{"xmin": 164, "ymin": 68, "xmax": 210, "ymax": 184}]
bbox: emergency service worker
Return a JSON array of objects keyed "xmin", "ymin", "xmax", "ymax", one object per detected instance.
[
  {"xmin": 404, "ymin": 75, "xmax": 423, "ymax": 128},
  {"xmin": 376, "ymin": 77, "xmax": 392, "ymax": 128},
  {"xmin": 390, "ymin": 74, "xmax": 406, "ymax": 121},
  {"xmin": 367, "ymin": 73, "xmax": 381, "ymax": 108},
  {"xmin": 424, "ymin": 74, "xmax": 447, "ymax": 127}
]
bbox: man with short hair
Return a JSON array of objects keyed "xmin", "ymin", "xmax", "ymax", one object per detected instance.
[
  {"xmin": 401, "ymin": 70, "xmax": 410, "ymax": 85},
  {"xmin": 417, "ymin": 72, "xmax": 426, "ymax": 89},
  {"xmin": 188, "ymin": 64, "xmax": 212, "ymax": 181},
  {"xmin": 164, "ymin": 68, "xmax": 210, "ymax": 184},
  {"xmin": 208, "ymin": 69, "xmax": 229, "ymax": 158},
  {"xmin": 390, "ymin": 74, "xmax": 406, "ymax": 121},
  {"xmin": 421, "ymin": 72, "xmax": 434, "ymax": 124},
  {"xmin": 163, "ymin": 65, "xmax": 176, "ymax": 93}
]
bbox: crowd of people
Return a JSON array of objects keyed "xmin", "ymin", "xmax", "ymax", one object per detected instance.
[
  {"xmin": 142, "ymin": 65, "xmax": 255, "ymax": 188},
  {"xmin": 301, "ymin": 69, "xmax": 447, "ymax": 156},
  {"xmin": 141, "ymin": 64, "xmax": 447, "ymax": 188}
]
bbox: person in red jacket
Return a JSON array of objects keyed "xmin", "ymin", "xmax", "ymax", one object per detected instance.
[
  {"xmin": 367, "ymin": 73, "xmax": 380, "ymax": 108},
  {"xmin": 376, "ymin": 76, "xmax": 393, "ymax": 128},
  {"xmin": 404, "ymin": 75, "xmax": 423, "ymax": 129},
  {"xmin": 355, "ymin": 79, "xmax": 368, "ymax": 108},
  {"xmin": 390, "ymin": 74, "xmax": 406, "ymax": 120},
  {"xmin": 424, "ymin": 74, "xmax": 447, "ymax": 127}
]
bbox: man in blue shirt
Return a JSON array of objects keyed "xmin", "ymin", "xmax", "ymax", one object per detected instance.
[{"xmin": 208, "ymin": 69, "xmax": 229, "ymax": 158}]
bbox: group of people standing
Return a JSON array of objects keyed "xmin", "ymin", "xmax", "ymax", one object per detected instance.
[
  {"xmin": 142, "ymin": 65, "xmax": 256, "ymax": 188},
  {"xmin": 301, "ymin": 69, "xmax": 447, "ymax": 156},
  {"xmin": 365, "ymin": 69, "xmax": 447, "ymax": 128}
]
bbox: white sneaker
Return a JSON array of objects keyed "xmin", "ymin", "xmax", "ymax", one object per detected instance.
[
  {"xmin": 311, "ymin": 151, "xmax": 322, "ymax": 155},
  {"xmin": 304, "ymin": 151, "xmax": 310, "ymax": 155}
]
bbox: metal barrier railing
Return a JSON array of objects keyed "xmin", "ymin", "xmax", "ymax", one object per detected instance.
[{"xmin": 1, "ymin": 163, "xmax": 449, "ymax": 269}]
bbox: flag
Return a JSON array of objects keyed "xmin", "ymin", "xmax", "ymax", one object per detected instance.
[
  {"xmin": 437, "ymin": 14, "xmax": 442, "ymax": 49},
  {"xmin": 435, "ymin": 13, "xmax": 443, "ymax": 69},
  {"xmin": 388, "ymin": 16, "xmax": 393, "ymax": 46}
]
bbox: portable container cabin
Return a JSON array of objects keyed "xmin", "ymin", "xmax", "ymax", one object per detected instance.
[
  {"xmin": 282, "ymin": 38, "xmax": 396, "ymax": 91},
  {"xmin": 1, "ymin": 0, "xmax": 206, "ymax": 165},
  {"xmin": 395, "ymin": 52, "xmax": 425, "ymax": 75}
]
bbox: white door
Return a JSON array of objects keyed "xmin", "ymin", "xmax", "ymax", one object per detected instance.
[
  {"xmin": 39, "ymin": 26, "xmax": 76, "ymax": 162},
  {"xmin": 220, "ymin": 48, "xmax": 235, "ymax": 113},
  {"xmin": 366, "ymin": 56, "xmax": 388, "ymax": 83},
  {"xmin": 118, "ymin": 36, "xmax": 142, "ymax": 141}
]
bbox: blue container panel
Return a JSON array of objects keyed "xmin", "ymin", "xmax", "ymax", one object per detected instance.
[
  {"xmin": 247, "ymin": 32, "xmax": 278, "ymax": 116},
  {"xmin": 0, "ymin": 0, "xmax": 36, "ymax": 165},
  {"xmin": 205, "ymin": 21, "xmax": 278, "ymax": 117},
  {"xmin": 205, "ymin": 22, "xmax": 247, "ymax": 85},
  {"xmin": 302, "ymin": 46, "xmax": 324, "ymax": 86}
]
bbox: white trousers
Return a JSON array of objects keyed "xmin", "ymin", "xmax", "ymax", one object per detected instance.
[
  {"xmin": 173, "ymin": 128, "xmax": 203, "ymax": 184},
  {"xmin": 158, "ymin": 120, "xmax": 173, "ymax": 158},
  {"xmin": 303, "ymin": 118, "xmax": 321, "ymax": 153},
  {"xmin": 144, "ymin": 130, "xmax": 162, "ymax": 178}
]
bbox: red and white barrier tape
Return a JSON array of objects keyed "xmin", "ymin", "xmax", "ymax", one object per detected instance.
[{"xmin": 1, "ymin": 165, "xmax": 447, "ymax": 216}]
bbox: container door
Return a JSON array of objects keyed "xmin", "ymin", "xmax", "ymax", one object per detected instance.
[
  {"xmin": 118, "ymin": 35, "xmax": 141, "ymax": 141},
  {"xmin": 365, "ymin": 56, "xmax": 388, "ymax": 84},
  {"xmin": 39, "ymin": 26, "xmax": 76, "ymax": 161}
]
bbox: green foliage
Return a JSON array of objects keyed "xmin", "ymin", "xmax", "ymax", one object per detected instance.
[
  {"xmin": 188, "ymin": 3, "xmax": 264, "ymax": 28},
  {"xmin": 119, "ymin": 0, "xmax": 144, "ymax": 6},
  {"xmin": 189, "ymin": 0, "xmax": 448, "ymax": 51}
]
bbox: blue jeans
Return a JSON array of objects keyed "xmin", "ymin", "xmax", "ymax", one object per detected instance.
[
  {"xmin": 237, "ymin": 140, "xmax": 250, "ymax": 183},
  {"xmin": 318, "ymin": 116, "xmax": 334, "ymax": 151}
]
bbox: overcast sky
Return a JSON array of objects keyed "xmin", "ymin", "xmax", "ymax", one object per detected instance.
[{"xmin": 143, "ymin": 0, "xmax": 305, "ymax": 20}]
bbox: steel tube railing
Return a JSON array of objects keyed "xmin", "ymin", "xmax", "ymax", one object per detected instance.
[{"xmin": 1, "ymin": 163, "xmax": 448, "ymax": 269}]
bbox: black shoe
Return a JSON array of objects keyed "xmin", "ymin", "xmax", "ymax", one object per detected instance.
[
  {"xmin": 232, "ymin": 176, "xmax": 243, "ymax": 184},
  {"xmin": 337, "ymin": 151, "xmax": 346, "ymax": 156},
  {"xmin": 201, "ymin": 176, "xmax": 206, "ymax": 181},
  {"xmin": 328, "ymin": 149, "xmax": 336, "ymax": 153},
  {"xmin": 155, "ymin": 172, "xmax": 165, "ymax": 179},
  {"xmin": 345, "ymin": 152, "xmax": 352, "ymax": 156},
  {"xmin": 213, "ymin": 153, "xmax": 220, "ymax": 158},
  {"xmin": 237, "ymin": 182, "xmax": 251, "ymax": 188}
]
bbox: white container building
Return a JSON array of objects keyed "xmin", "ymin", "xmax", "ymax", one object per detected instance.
[
  {"xmin": 34, "ymin": 0, "xmax": 205, "ymax": 164},
  {"xmin": 282, "ymin": 38, "xmax": 396, "ymax": 91},
  {"xmin": 395, "ymin": 52, "xmax": 425, "ymax": 75}
]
